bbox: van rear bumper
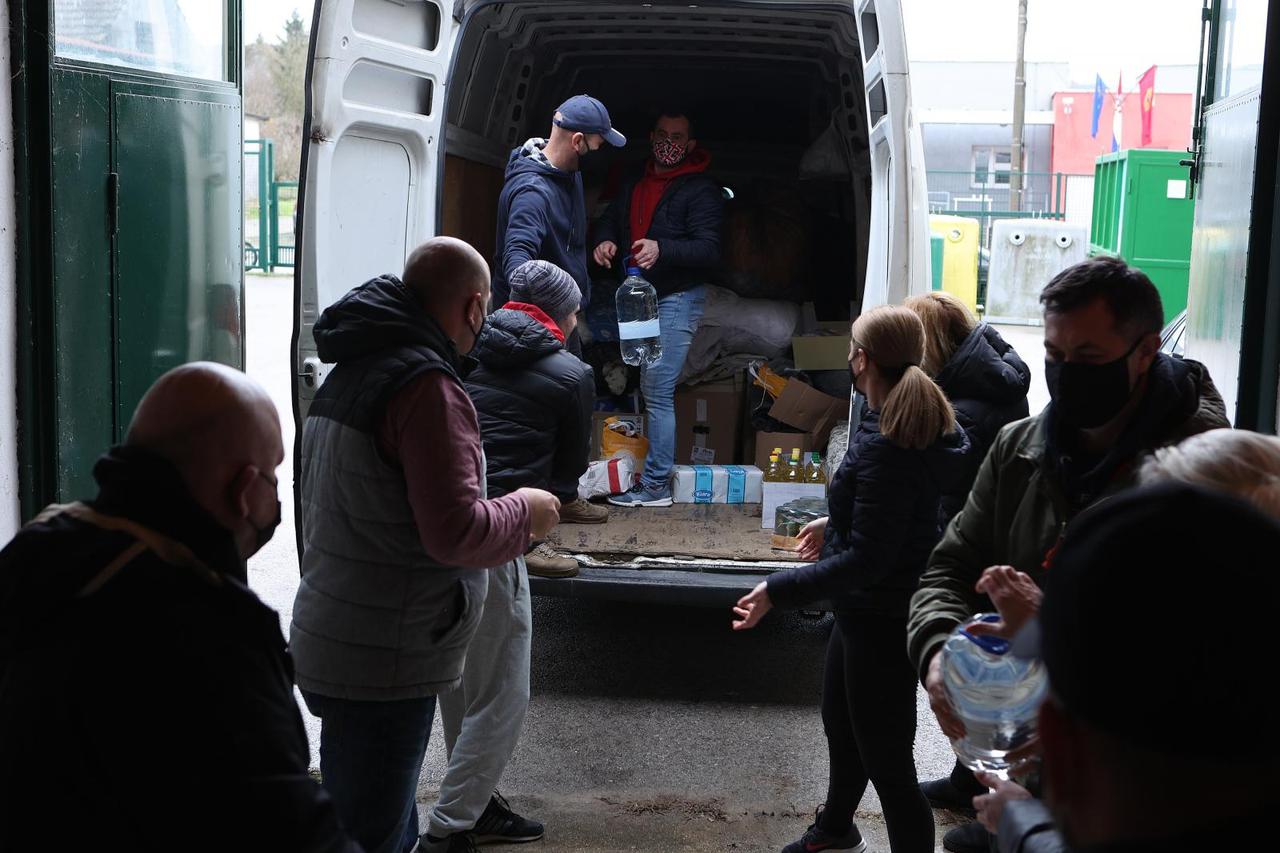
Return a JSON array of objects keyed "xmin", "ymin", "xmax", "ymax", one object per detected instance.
[{"xmin": 529, "ymin": 564, "xmax": 762, "ymax": 607}]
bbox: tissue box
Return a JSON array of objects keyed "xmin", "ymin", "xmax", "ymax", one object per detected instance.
[{"xmin": 671, "ymin": 465, "xmax": 764, "ymax": 504}]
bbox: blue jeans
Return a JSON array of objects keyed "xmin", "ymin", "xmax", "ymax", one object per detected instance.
[
  {"xmin": 640, "ymin": 286, "xmax": 707, "ymax": 489},
  {"xmin": 303, "ymin": 691, "xmax": 437, "ymax": 853}
]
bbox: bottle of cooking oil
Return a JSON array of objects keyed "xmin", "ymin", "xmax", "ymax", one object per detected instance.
[
  {"xmin": 807, "ymin": 451, "xmax": 827, "ymax": 484},
  {"xmin": 787, "ymin": 448, "xmax": 803, "ymax": 483},
  {"xmin": 765, "ymin": 453, "xmax": 783, "ymax": 482}
]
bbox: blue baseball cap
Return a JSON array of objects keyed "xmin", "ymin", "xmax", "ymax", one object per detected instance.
[{"xmin": 554, "ymin": 95, "xmax": 626, "ymax": 147}]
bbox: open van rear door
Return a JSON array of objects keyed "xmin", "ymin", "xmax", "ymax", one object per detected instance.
[
  {"xmin": 853, "ymin": 0, "xmax": 930, "ymax": 309},
  {"xmin": 293, "ymin": 0, "xmax": 458, "ymax": 423}
]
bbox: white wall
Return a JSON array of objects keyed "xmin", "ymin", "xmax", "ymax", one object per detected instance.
[{"xmin": 1, "ymin": 5, "xmax": 21, "ymax": 540}]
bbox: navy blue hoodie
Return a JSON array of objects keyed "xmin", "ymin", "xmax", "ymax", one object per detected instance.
[{"xmin": 492, "ymin": 139, "xmax": 589, "ymax": 308}]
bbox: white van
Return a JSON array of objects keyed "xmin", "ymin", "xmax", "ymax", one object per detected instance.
[{"xmin": 293, "ymin": 0, "xmax": 930, "ymax": 605}]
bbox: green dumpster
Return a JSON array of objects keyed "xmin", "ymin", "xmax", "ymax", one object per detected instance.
[{"xmin": 1089, "ymin": 149, "xmax": 1195, "ymax": 323}]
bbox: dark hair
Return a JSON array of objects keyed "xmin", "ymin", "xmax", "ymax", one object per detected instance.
[
  {"xmin": 1039, "ymin": 256, "xmax": 1164, "ymax": 337},
  {"xmin": 653, "ymin": 110, "xmax": 694, "ymax": 138}
]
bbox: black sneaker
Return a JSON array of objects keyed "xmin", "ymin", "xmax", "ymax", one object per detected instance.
[
  {"xmin": 921, "ymin": 777, "xmax": 978, "ymax": 815},
  {"xmin": 473, "ymin": 791, "xmax": 545, "ymax": 845},
  {"xmin": 417, "ymin": 832, "xmax": 477, "ymax": 853},
  {"xmin": 780, "ymin": 807, "xmax": 868, "ymax": 853},
  {"xmin": 942, "ymin": 821, "xmax": 992, "ymax": 853}
]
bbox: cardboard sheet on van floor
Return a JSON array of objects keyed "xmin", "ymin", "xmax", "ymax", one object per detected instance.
[{"xmin": 768, "ymin": 380, "xmax": 846, "ymax": 448}]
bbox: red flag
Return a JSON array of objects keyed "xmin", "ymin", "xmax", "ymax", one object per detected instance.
[{"xmin": 1139, "ymin": 65, "xmax": 1157, "ymax": 146}]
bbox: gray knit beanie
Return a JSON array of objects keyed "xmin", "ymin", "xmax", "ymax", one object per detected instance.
[{"xmin": 508, "ymin": 260, "xmax": 582, "ymax": 320}]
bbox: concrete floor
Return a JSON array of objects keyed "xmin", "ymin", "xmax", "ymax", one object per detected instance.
[{"xmin": 245, "ymin": 273, "xmax": 1046, "ymax": 851}]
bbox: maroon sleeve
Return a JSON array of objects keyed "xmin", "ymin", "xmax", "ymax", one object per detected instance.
[{"xmin": 379, "ymin": 372, "xmax": 531, "ymax": 568}]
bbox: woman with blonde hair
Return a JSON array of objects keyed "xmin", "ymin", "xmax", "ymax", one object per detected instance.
[
  {"xmin": 904, "ymin": 292, "xmax": 1030, "ymax": 522},
  {"xmin": 902, "ymin": 292, "xmax": 1029, "ymax": 850},
  {"xmin": 734, "ymin": 305, "xmax": 971, "ymax": 853},
  {"xmin": 1139, "ymin": 428, "xmax": 1280, "ymax": 518}
]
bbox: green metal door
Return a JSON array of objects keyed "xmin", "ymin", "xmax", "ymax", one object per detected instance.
[{"xmin": 113, "ymin": 89, "xmax": 242, "ymax": 438}]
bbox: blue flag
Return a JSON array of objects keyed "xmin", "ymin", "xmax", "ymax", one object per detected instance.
[{"xmin": 1091, "ymin": 74, "xmax": 1106, "ymax": 138}]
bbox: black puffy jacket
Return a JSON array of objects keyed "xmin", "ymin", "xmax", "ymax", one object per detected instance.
[
  {"xmin": 766, "ymin": 410, "xmax": 971, "ymax": 616},
  {"xmin": 935, "ymin": 324, "xmax": 1031, "ymax": 520},
  {"xmin": 0, "ymin": 448, "xmax": 357, "ymax": 852},
  {"xmin": 594, "ymin": 164, "xmax": 725, "ymax": 299},
  {"xmin": 466, "ymin": 307, "xmax": 594, "ymax": 501}
]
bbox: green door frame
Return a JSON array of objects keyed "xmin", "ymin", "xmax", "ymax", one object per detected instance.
[{"xmin": 8, "ymin": 0, "xmax": 245, "ymax": 519}]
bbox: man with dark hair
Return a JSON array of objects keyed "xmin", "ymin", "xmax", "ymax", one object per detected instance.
[
  {"xmin": 593, "ymin": 110, "xmax": 725, "ymax": 507},
  {"xmin": 291, "ymin": 237, "xmax": 561, "ymax": 853},
  {"xmin": 907, "ymin": 256, "xmax": 1229, "ymax": 853},
  {"xmin": 0, "ymin": 364, "xmax": 358, "ymax": 851},
  {"xmin": 982, "ymin": 484, "xmax": 1278, "ymax": 851}
]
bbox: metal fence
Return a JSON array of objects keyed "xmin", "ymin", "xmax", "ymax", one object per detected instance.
[
  {"xmin": 244, "ymin": 140, "xmax": 297, "ymax": 272},
  {"xmin": 926, "ymin": 170, "xmax": 1095, "ymax": 299}
]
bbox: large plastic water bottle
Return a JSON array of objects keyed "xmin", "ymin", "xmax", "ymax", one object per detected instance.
[
  {"xmin": 941, "ymin": 614, "xmax": 1049, "ymax": 778},
  {"xmin": 616, "ymin": 262, "xmax": 662, "ymax": 367}
]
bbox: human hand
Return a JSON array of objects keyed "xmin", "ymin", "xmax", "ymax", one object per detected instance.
[
  {"xmin": 970, "ymin": 566, "xmax": 1043, "ymax": 638},
  {"xmin": 515, "ymin": 487, "xmax": 561, "ymax": 539},
  {"xmin": 973, "ymin": 771, "xmax": 1032, "ymax": 833},
  {"xmin": 731, "ymin": 582, "xmax": 773, "ymax": 631},
  {"xmin": 631, "ymin": 238, "xmax": 660, "ymax": 269},
  {"xmin": 796, "ymin": 517, "xmax": 829, "ymax": 561},
  {"xmin": 926, "ymin": 649, "xmax": 966, "ymax": 740},
  {"xmin": 593, "ymin": 240, "xmax": 618, "ymax": 268}
]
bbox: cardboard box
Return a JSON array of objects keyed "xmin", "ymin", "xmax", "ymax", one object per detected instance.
[
  {"xmin": 792, "ymin": 330, "xmax": 852, "ymax": 371},
  {"xmin": 672, "ymin": 465, "xmax": 764, "ymax": 504},
  {"xmin": 753, "ymin": 431, "xmax": 813, "ymax": 471},
  {"xmin": 768, "ymin": 380, "xmax": 847, "ymax": 449},
  {"xmin": 761, "ymin": 482, "xmax": 828, "ymax": 529},
  {"xmin": 675, "ymin": 379, "xmax": 744, "ymax": 466}
]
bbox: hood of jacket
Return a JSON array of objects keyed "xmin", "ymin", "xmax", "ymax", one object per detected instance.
[
  {"xmin": 313, "ymin": 274, "xmax": 464, "ymax": 371},
  {"xmin": 505, "ymin": 138, "xmax": 576, "ymax": 184},
  {"xmin": 935, "ymin": 323, "xmax": 1032, "ymax": 406},
  {"xmin": 472, "ymin": 307, "xmax": 564, "ymax": 370}
]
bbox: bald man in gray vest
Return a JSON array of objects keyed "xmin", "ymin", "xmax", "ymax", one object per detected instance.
[{"xmin": 291, "ymin": 237, "xmax": 561, "ymax": 853}]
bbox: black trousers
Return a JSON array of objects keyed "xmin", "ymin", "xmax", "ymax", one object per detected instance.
[{"xmin": 818, "ymin": 612, "xmax": 934, "ymax": 853}]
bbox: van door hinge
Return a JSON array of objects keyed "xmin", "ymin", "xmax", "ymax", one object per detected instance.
[{"xmin": 107, "ymin": 172, "xmax": 120, "ymax": 237}]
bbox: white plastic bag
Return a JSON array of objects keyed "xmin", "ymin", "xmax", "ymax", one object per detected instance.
[{"xmin": 577, "ymin": 456, "xmax": 637, "ymax": 500}]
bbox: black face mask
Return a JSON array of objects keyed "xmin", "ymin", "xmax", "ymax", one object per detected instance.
[
  {"xmin": 251, "ymin": 472, "xmax": 282, "ymax": 552},
  {"xmin": 1044, "ymin": 338, "xmax": 1144, "ymax": 430}
]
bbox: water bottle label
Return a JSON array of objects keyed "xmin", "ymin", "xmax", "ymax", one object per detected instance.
[{"xmin": 618, "ymin": 319, "xmax": 660, "ymax": 340}]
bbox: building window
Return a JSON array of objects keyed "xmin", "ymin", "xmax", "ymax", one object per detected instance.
[{"xmin": 972, "ymin": 146, "xmax": 1022, "ymax": 188}]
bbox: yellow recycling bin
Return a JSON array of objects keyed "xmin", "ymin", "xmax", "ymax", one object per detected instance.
[{"xmin": 928, "ymin": 214, "xmax": 980, "ymax": 312}]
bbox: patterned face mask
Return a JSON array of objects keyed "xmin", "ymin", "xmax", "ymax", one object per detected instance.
[{"xmin": 652, "ymin": 138, "xmax": 688, "ymax": 167}]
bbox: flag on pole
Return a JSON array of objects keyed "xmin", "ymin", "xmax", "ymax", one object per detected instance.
[
  {"xmin": 1112, "ymin": 73, "xmax": 1124, "ymax": 152},
  {"xmin": 1091, "ymin": 74, "xmax": 1106, "ymax": 138},
  {"xmin": 1139, "ymin": 65, "xmax": 1157, "ymax": 146}
]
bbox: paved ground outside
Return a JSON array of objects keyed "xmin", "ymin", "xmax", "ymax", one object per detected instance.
[{"xmin": 246, "ymin": 272, "xmax": 1048, "ymax": 851}]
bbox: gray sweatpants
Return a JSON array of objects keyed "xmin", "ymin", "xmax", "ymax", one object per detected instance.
[{"xmin": 426, "ymin": 557, "xmax": 532, "ymax": 837}]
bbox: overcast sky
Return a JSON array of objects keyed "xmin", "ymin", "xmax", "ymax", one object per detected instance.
[{"xmin": 244, "ymin": 0, "xmax": 1207, "ymax": 83}]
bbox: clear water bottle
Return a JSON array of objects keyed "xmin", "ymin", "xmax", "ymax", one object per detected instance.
[
  {"xmin": 616, "ymin": 263, "xmax": 662, "ymax": 367},
  {"xmin": 941, "ymin": 613, "xmax": 1049, "ymax": 778}
]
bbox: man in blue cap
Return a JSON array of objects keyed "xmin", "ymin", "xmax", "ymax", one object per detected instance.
[{"xmin": 493, "ymin": 94, "xmax": 626, "ymax": 317}]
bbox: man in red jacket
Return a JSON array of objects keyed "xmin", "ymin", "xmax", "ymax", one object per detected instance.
[{"xmin": 593, "ymin": 111, "xmax": 725, "ymax": 506}]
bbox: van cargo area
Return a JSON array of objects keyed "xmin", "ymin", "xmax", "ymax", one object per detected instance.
[{"xmin": 442, "ymin": 1, "xmax": 873, "ymax": 602}]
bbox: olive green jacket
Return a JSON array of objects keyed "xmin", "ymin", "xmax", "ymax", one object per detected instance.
[{"xmin": 907, "ymin": 356, "xmax": 1228, "ymax": 678}]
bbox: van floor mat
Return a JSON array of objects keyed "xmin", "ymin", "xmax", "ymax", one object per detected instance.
[{"xmin": 546, "ymin": 503, "xmax": 799, "ymax": 563}]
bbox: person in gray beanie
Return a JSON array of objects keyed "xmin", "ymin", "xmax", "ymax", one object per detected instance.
[{"xmin": 420, "ymin": 261, "xmax": 599, "ymax": 850}]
